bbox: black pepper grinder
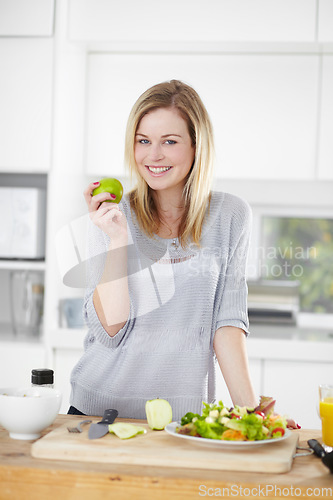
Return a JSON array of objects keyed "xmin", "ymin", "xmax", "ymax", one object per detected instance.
[{"xmin": 31, "ymin": 368, "xmax": 54, "ymax": 388}]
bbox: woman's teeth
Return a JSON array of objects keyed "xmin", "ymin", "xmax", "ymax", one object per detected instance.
[{"xmin": 147, "ymin": 166, "xmax": 172, "ymax": 173}]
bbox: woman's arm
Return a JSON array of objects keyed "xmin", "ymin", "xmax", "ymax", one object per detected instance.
[
  {"xmin": 84, "ymin": 181, "xmax": 131, "ymax": 338},
  {"xmin": 213, "ymin": 325, "xmax": 257, "ymax": 408},
  {"xmin": 93, "ymin": 233, "xmax": 130, "ymax": 337}
]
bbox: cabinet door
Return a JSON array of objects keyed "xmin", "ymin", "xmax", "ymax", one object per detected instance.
[
  {"xmin": 0, "ymin": 343, "xmax": 45, "ymax": 387},
  {"xmin": 318, "ymin": 56, "xmax": 333, "ymax": 180},
  {"xmin": 85, "ymin": 53, "xmax": 318, "ymax": 180},
  {"xmin": 0, "ymin": 39, "xmax": 53, "ymax": 172},
  {"xmin": 69, "ymin": 0, "xmax": 315, "ymax": 42},
  {"xmin": 0, "ymin": 0, "xmax": 54, "ymax": 36},
  {"xmin": 318, "ymin": 0, "xmax": 333, "ymax": 42},
  {"xmin": 262, "ymin": 359, "xmax": 332, "ymax": 429}
]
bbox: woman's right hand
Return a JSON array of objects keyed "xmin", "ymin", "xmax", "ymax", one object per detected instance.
[{"xmin": 83, "ymin": 181, "xmax": 128, "ymax": 241}]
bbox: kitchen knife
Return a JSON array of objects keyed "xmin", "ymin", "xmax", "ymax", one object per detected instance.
[
  {"xmin": 322, "ymin": 451, "xmax": 333, "ymax": 473},
  {"xmin": 88, "ymin": 409, "xmax": 118, "ymax": 440},
  {"xmin": 307, "ymin": 439, "xmax": 326, "ymax": 458},
  {"xmin": 307, "ymin": 439, "xmax": 333, "ymax": 473}
]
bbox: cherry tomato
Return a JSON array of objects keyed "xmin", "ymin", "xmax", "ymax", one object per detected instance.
[
  {"xmin": 272, "ymin": 427, "xmax": 285, "ymax": 437},
  {"xmin": 255, "ymin": 411, "xmax": 265, "ymax": 418}
]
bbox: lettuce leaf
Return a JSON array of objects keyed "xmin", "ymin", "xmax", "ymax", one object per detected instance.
[
  {"xmin": 194, "ymin": 419, "xmax": 227, "ymax": 440},
  {"xmin": 180, "ymin": 412, "xmax": 200, "ymax": 426}
]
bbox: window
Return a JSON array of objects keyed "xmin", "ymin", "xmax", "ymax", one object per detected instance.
[{"xmin": 259, "ymin": 217, "xmax": 333, "ymax": 313}]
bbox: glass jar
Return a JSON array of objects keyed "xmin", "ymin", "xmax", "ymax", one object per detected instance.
[{"xmin": 10, "ymin": 270, "xmax": 44, "ymax": 336}]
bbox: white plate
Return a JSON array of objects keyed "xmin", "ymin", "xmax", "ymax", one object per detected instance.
[{"xmin": 164, "ymin": 422, "xmax": 291, "ymax": 449}]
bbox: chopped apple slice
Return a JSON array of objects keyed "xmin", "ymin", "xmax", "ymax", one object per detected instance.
[
  {"xmin": 145, "ymin": 398, "xmax": 173, "ymax": 430},
  {"xmin": 108, "ymin": 423, "xmax": 146, "ymax": 439}
]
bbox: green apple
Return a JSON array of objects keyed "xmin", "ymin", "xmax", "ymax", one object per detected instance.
[
  {"xmin": 92, "ymin": 178, "xmax": 123, "ymax": 203},
  {"xmin": 145, "ymin": 398, "xmax": 173, "ymax": 430}
]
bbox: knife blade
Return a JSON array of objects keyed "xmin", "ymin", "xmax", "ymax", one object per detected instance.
[{"xmin": 88, "ymin": 409, "xmax": 118, "ymax": 440}]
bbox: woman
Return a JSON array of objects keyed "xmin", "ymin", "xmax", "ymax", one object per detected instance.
[{"xmin": 68, "ymin": 79, "xmax": 257, "ymax": 419}]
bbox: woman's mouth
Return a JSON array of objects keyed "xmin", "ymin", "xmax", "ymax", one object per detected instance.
[{"xmin": 146, "ymin": 165, "xmax": 172, "ymax": 175}]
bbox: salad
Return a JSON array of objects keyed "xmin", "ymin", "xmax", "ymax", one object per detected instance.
[{"xmin": 176, "ymin": 396, "xmax": 287, "ymax": 441}]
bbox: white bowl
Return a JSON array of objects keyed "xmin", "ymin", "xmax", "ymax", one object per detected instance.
[{"xmin": 0, "ymin": 386, "xmax": 62, "ymax": 440}]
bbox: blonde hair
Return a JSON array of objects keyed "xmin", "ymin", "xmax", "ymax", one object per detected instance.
[{"xmin": 124, "ymin": 80, "xmax": 215, "ymax": 247}]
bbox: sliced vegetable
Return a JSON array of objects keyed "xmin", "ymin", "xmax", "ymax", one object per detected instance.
[
  {"xmin": 176, "ymin": 422, "xmax": 200, "ymax": 437},
  {"xmin": 254, "ymin": 396, "xmax": 276, "ymax": 416},
  {"xmin": 271, "ymin": 427, "xmax": 285, "ymax": 438},
  {"xmin": 221, "ymin": 429, "xmax": 246, "ymax": 441}
]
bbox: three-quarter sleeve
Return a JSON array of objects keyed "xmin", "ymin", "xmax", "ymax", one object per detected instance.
[{"xmin": 215, "ymin": 197, "xmax": 252, "ymax": 335}]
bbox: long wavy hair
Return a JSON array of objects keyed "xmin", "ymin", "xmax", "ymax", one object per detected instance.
[{"xmin": 124, "ymin": 80, "xmax": 215, "ymax": 247}]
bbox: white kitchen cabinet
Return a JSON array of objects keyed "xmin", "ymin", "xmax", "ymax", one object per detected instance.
[
  {"xmin": 318, "ymin": 56, "xmax": 333, "ymax": 180},
  {"xmin": 53, "ymin": 347, "xmax": 84, "ymax": 414},
  {"xmin": 246, "ymin": 335, "xmax": 333, "ymax": 430},
  {"xmin": 0, "ymin": 0, "xmax": 54, "ymax": 36},
  {"xmin": 263, "ymin": 359, "xmax": 332, "ymax": 429},
  {"xmin": 0, "ymin": 39, "xmax": 53, "ymax": 172},
  {"xmin": 318, "ymin": 0, "xmax": 333, "ymax": 42},
  {"xmin": 69, "ymin": 0, "xmax": 316, "ymax": 43},
  {"xmin": 85, "ymin": 53, "xmax": 318, "ymax": 180},
  {"xmin": 0, "ymin": 341, "xmax": 45, "ymax": 387}
]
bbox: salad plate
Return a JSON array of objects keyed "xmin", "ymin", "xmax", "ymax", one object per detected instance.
[{"xmin": 165, "ymin": 422, "xmax": 291, "ymax": 449}]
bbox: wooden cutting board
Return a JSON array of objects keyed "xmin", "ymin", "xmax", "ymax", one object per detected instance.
[{"xmin": 31, "ymin": 420, "xmax": 298, "ymax": 474}]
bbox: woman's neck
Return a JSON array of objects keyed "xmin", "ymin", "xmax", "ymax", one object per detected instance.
[{"xmin": 152, "ymin": 189, "xmax": 185, "ymax": 238}]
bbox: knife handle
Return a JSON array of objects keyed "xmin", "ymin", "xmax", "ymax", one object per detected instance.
[
  {"xmin": 100, "ymin": 409, "xmax": 118, "ymax": 425},
  {"xmin": 307, "ymin": 439, "xmax": 326, "ymax": 458}
]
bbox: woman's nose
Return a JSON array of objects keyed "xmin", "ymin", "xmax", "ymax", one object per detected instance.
[{"xmin": 149, "ymin": 143, "xmax": 164, "ymax": 162}]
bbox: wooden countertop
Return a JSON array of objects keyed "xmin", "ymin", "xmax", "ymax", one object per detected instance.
[{"xmin": 0, "ymin": 415, "xmax": 332, "ymax": 500}]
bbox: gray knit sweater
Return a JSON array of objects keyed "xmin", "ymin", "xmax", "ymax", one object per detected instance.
[{"xmin": 69, "ymin": 191, "xmax": 251, "ymax": 419}]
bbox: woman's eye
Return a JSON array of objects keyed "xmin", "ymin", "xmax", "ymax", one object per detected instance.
[
  {"xmin": 139, "ymin": 139, "xmax": 150, "ymax": 144},
  {"xmin": 165, "ymin": 140, "xmax": 176, "ymax": 145}
]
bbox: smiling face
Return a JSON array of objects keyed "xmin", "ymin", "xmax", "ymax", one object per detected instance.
[{"xmin": 134, "ymin": 107, "xmax": 195, "ymax": 196}]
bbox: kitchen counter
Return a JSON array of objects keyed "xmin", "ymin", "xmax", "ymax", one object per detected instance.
[
  {"xmin": 247, "ymin": 325, "xmax": 333, "ymax": 363},
  {"xmin": 0, "ymin": 415, "xmax": 332, "ymax": 500},
  {"xmin": 250, "ymin": 324, "xmax": 333, "ymax": 343}
]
